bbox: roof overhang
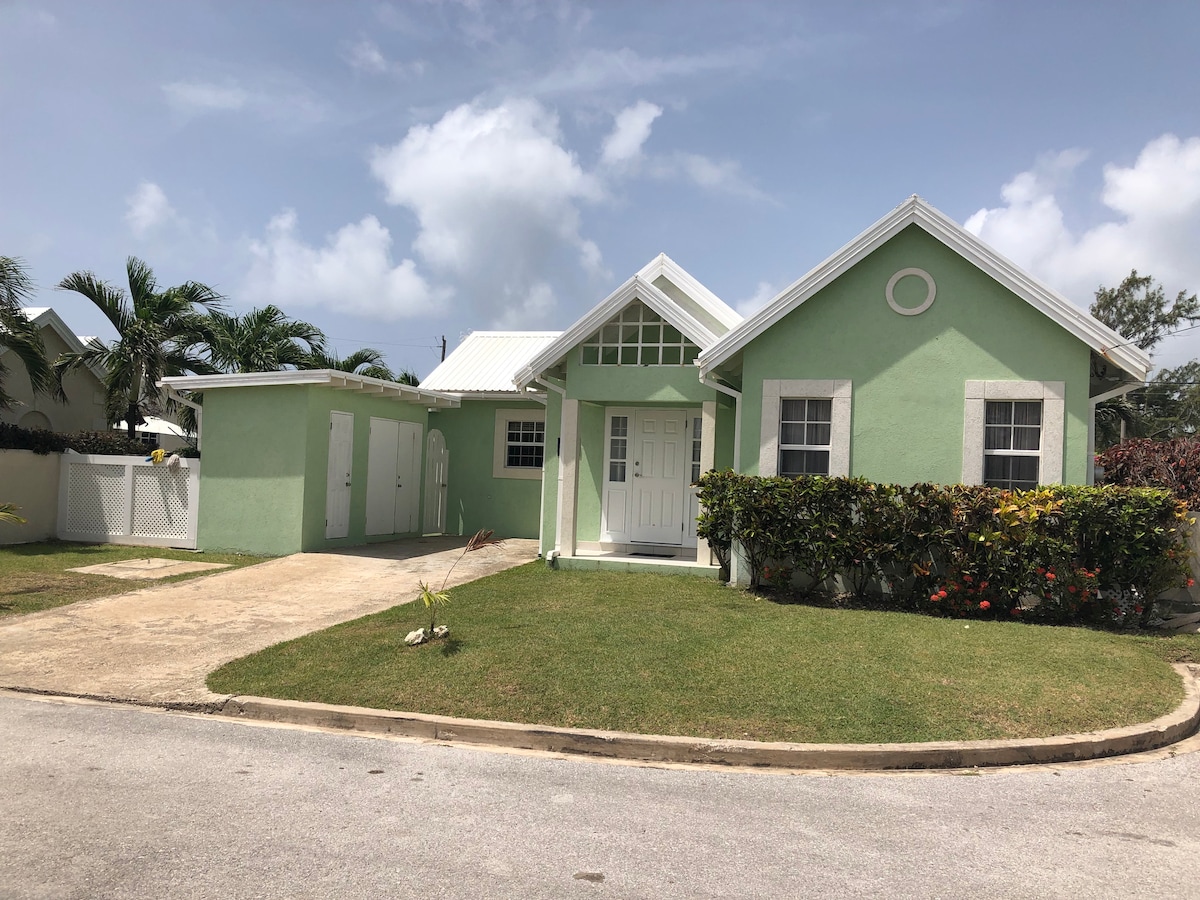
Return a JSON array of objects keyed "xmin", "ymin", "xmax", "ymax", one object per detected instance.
[
  {"xmin": 159, "ymin": 370, "xmax": 460, "ymax": 408},
  {"xmin": 5, "ymin": 307, "xmax": 110, "ymax": 383},
  {"xmin": 697, "ymin": 196, "xmax": 1153, "ymax": 383},
  {"xmin": 515, "ymin": 275, "xmax": 722, "ymax": 390}
]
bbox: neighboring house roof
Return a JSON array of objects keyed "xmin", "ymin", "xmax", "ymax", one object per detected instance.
[
  {"xmin": 2, "ymin": 307, "xmax": 108, "ymax": 382},
  {"xmin": 515, "ymin": 253, "xmax": 742, "ymax": 390},
  {"xmin": 420, "ymin": 332, "xmax": 562, "ymax": 394},
  {"xmin": 159, "ymin": 370, "xmax": 460, "ymax": 408},
  {"xmin": 697, "ymin": 196, "xmax": 1153, "ymax": 383}
]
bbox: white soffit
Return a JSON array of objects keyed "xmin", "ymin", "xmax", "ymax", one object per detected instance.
[
  {"xmin": 158, "ymin": 370, "xmax": 459, "ymax": 407},
  {"xmin": 420, "ymin": 331, "xmax": 562, "ymax": 393},
  {"xmin": 697, "ymin": 196, "xmax": 1152, "ymax": 382}
]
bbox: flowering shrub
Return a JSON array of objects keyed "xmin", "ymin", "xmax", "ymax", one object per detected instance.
[{"xmin": 696, "ymin": 472, "xmax": 1193, "ymax": 629}]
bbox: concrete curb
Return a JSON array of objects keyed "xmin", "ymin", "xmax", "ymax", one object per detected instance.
[{"xmin": 218, "ymin": 663, "xmax": 1200, "ymax": 771}]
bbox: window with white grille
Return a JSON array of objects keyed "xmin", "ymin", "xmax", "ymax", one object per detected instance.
[
  {"xmin": 983, "ymin": 400, "xmax": 1041, "ymax": 490},
  {"xmin": 779, "ymin": 398, "xmax": 833, "ymax": 477},
  {"xmin": 580, "ymin": 301, "xmax": 700, "ymax": 366}
]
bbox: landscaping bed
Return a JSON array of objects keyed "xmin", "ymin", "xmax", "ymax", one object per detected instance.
[
  {"xmin": 208, "ymin": 563, "xmax": 1199, "ymax": 744},
  {"xmin": 0, "ymin": 541, "xmax": 269, "ymax": 618}
]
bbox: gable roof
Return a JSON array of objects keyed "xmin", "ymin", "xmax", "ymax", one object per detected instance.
[
  {"xmin": 515, "ymin": 253, "xmax": 741, "ymax": 390},
  {"xmin": 3, "ymin": 307, "xmax": 109, "ymax": 383},
  {"xmin": 420, "ymin": 331, "xmax": 561, "ymax": 394},
  {"xmin": 697, "ymin": 196, "xmax": 1152, "ymax": 382}
]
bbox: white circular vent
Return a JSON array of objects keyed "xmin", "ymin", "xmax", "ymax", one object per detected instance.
[{"xmin": 885, "ymin": 268, "xmax": 936, "ymax": 316}]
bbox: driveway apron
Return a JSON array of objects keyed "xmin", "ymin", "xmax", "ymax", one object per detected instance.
[{"xmin": 0, "ymin": 536, "xmax": 538, "ymax": 707}]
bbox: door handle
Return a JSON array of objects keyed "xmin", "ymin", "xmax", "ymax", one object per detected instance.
[
  {"xmin": 344, "ymin": 481, "xmax": 351, "ymax": 487},
  {"xmin": 633, "ymin": 472, "xmax": 641, "ymax": 478}
]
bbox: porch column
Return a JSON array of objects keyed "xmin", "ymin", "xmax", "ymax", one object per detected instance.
[
  {"xmin": 696, "ymin": 400, "xmax": 717, "ymax": 565},
  {"xmin": 557, "ymin": 397, "xmax": 581, "ymax": 557}
]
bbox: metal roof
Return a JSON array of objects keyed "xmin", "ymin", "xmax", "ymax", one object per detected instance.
[{"xmin": 421, "ymin": 331, "xmax": 562, "ymax": 393}]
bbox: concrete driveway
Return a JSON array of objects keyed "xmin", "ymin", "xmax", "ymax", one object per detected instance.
[{"xmin": 0, "ymin": 536, "xmax": 537, "ymax": 707}]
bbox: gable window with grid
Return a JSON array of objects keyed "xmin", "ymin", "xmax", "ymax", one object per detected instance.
[
  {"xmin": 505, "ymin": 419, "xmax": 545, "ymax": 469},
  {"xmin": 983, "ymin": 400, "xmax": 1041, "ymax": 490},
  {"xmin": 779, "ymin": 398, "xmax": 832, "ymax": 477},
  {"xmin": 580, "ymin": 300, "xmax": 700, "ymax": 366}
]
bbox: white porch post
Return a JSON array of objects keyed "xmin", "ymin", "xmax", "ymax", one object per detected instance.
[
  {"xmin": 696, "ymin": 400, "xmax": 717, "ymax": 565},
  {"xmin": 557, "ymin": 397, "xmax": 581, "ymax": 557}
]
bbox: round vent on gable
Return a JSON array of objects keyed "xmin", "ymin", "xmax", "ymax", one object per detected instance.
[{"xmin": 885, "ymin": 268, "xmax": 936, "ymax": 316}]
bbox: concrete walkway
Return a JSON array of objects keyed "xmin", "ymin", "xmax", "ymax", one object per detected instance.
[{"xmin": 0, "ymin": 536, "xmax": 537, "ymax": 707}]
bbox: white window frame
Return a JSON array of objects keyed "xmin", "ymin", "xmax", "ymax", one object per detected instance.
[
  {"xmin": 493, "ymin": 408, "xmax": 547, "ymax": 480},
  {"xmin": 759, "ymin": 380, "xmax": 852, "ymax": 477},
  {"xmin": 962, "ymin": 381, "xmax": 1064, "ymax": 485}
]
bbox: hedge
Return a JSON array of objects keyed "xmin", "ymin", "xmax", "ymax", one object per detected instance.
[
  {"xmin": 0, "ymin": 422, "xmax": 159, "ymax": 456},
  {"xmin": 696, "ymin": 471, "xmax": 1194, "ymax": 629},
  {"xmin": 1097, "ymin": 437, "xmax": 1200, "ymax": 506}
]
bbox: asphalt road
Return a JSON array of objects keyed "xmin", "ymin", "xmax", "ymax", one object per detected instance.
[{"xmin": 2, "ymin": 692, "xmax": 1199, "ymax": 900}]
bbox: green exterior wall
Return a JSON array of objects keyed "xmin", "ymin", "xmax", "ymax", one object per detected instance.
[
  {"xmin": 565, "ymin": 354, "xmax": 714, "ymax": 404},
  {"xmin": 429, "ymin": 398, "xmax": 546, "ymax": 539},
  {"xmin": 737, "ymin": 225, "xmax": 1092, "ymax": 485},
  {"xmin": 198, "ymin": 383, "xmax": 429, "ymax": 555}
]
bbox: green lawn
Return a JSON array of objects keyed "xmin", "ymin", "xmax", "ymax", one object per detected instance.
[
  {"xmin": 208, "ymin": 563, "xmax": 1200, "ymax": 744},
  {"xmin": 0, "ymin": 541, "xmax": 270, "ymax": 618}
]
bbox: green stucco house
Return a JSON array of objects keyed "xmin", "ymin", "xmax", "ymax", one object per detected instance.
[{"xmin": 162, "ymin": 196, "xmax": 1151, "ymax": 563}]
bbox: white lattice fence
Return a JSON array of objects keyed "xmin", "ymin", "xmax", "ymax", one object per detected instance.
[{"xmin": 57, "ymin": 454, "xmax": 200, "ymax": 549}]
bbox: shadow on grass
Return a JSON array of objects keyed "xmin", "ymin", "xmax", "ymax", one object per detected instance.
[{"xmin": 440, "ymin": 637, "xmax": 464, "ymax": 657}]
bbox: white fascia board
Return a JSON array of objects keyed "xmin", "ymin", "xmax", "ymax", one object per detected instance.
[
  {"xmin": 515, "ymin": 276, "xmax": 721, "ymax": 389},
  {"xmin": 18, "ymin": 307, "xmax": 110, "ymax": 383},
  {"xmin": 636, "ymin": 253, "xmax": 742, "ymax": 331},
  {"xmin": 698, "ymin": 196, "xmax": 1152, "ymax": 382},
  {"xmin": 159, "ymin": 370, "xmax": 460, "ymax": 407}
]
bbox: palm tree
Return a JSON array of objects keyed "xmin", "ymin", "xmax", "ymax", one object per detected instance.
[
  {"xmin": 202, "ymin": 305, "xmax": 326, "ymax": 374},
  {"xmin": 55, "ymin": 257, "xmax": 223, "ymax": 437},
  {"xmin": 303, "ymin": 347, "xmax": 407, "ymax": 382},
  {"xmin": 0, "ymin": 256, "xmax": 52, "ymax": 408}
]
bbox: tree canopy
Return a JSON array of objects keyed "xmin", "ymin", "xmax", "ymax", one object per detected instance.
[{"xmin": 0, "ymin": 256, "xmax": 52, "ymax": 409}]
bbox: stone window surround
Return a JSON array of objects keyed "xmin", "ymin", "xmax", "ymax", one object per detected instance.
[
  {"xmin": 962, "ymin": 380, "xmax": 1064, "ymax": 485},
  {"xmin": 759, "ymin": 380, "xmax": 852, "ymax": 478},
  {"xmin": 492, "ymin": 408, "xmax": 547, "ymax": 480}
]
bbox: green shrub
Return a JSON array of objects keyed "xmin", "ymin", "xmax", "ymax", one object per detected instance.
[
  {"xmin": 0, "ymin": 422, "xmax": 158, "ymax": 456},
  {"xmin": 696, "ymin": 472, "xmax": 1193, "ymax": 629}
]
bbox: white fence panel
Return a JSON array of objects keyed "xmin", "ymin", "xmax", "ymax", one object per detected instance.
[{"xmin": 57, "ymin": 454, "xmax": 200, "ymax": 549}]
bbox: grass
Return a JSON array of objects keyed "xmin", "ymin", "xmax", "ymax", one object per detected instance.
[
  {"xmin": 0, "ymin": 540, "xmax": 270, "ymax": 618},
  {"xmin": 208, "ymin": 563, "xmax": 1200, "ymax": 744}
]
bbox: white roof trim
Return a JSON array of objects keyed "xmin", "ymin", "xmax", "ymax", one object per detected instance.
[
  {"xmin": 3, "ymin": 307, "xmax": 109, "ymax": 383},
  {"xmin": 515, "ymin": 268, "xmax": 728, "ymax": 390},
  {"xmin": 636, "ymin": 253, "xmax": 742, "ymax": 330},
  {"xmin": 697, "ymin": 196, "xmax": 1152, "ymax": 382},
  {"xmin": 159, "ymin": 370, "xmax": 460, "ymax": 408}
]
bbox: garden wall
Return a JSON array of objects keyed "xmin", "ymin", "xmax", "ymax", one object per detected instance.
[{"xmin": 0, "ymin": 449, "xmax": 61, "ymax": 544}]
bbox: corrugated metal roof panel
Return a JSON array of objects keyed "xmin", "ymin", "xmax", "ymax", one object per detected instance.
[{"xmin": 420, "ymin": 331, "xmax": 562, "ymax": 393}]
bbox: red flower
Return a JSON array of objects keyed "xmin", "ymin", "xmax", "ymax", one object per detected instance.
[
  {"xmin": 979, "ymin": 600, "xmax": 991, "ymax": 611},
  {"xmin": 1037, "ymin": 567, "xmax": 1046, "ymax": 575},
  {"xmin": 980, "ymin": 581, "xmax": 989, "ymax": 589},
  {"xmin": 930, "ymin": 593, "xmax": 940, "ymax": 601},
  {"xmin": 1067, "ymin": 586, "xmax": 1077, "ymax": 594},
  {"xmin": 1045, "ymin": 572, "xmax": 1056, "ymax": 581},
  {"xmin": 1134, "ymin": 606, "xmax": 1144, "ymax": 614},
  {"xmin": 1189, "ymin": 578, "xmax": 1196, "ymax": 588},
  {"xmin": 963, "ymin": 574, "xmax": 973, "ymax": 583},
  {"xmin": 938, "ymin": 589, "xmax": 948, "ymax": 599},
  {"xmin": 1010, "ymin": 607, "xmax": 1021, "ymax": 615}
]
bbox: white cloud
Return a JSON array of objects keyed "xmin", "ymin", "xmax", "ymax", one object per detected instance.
[
  {"xmin": 966, "ymin": 135, "xmax": 1200, "ymax": 368},
  {"xmin": 600, "ymin": 101, "xmax": 662, "ymax": 167},
  {"xmin": 343, "ymin": 39, "xmax": 425, "ymax": 77},
  {"xmin": 370, "ymin": 97, "xmax": 607, "ymax": 325},
  {"xmin": 646, "ymin": 151, "xmax": 770, "ymax": 201},
  {"xmin": 735, "ymin": 281, "xmax": 779, "ymax": 317},
  {"xmin": 162, "ymin": 80, "xmax": 249, "ymax": 113},
  {"xmin": 243, "ymin": 210, "xmax": 445, "ymax": 320},
  {"xmin": 124, "ymin": 181, "xmax": 177, "ymax": 238},
  {"xmin": 530, "ymin": 46, "xmax": 755, "ymax": 96}
]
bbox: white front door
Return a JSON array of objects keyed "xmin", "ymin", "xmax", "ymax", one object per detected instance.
[
  {"xmin": 629, "ymin": 408, "xmax": 689, "ymax": 544},
  {"xmin": 325, "ymin": 411, "xmax": 354, "ymax": 539},
  {"xmin": 423, "ymin": 429, "xmax": 449, "ymax": 534},
  {"xmin": 366, "ymin": 418, "xmax": 423, "ymax": 536}
]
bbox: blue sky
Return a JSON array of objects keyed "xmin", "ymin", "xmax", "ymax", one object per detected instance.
[{"xmin": 3, "ymin": 0, "xmax": 1199, "ymax": 377}]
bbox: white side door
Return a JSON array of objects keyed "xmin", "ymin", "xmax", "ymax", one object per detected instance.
[
  {"xmin": 325, "ymin": 411, "xmax": 354, "ymax": 539},
  {"xmin": 395, "ymin": 421, "xmax": 422, "ymax": 534},
  {"xmin": 367, "ymin": 418, "xmax": 423, "ymax": 536},
  {"xmin": 630, "ymin": 409, "xmax": 688, "ymax": 545},
  {"xmin": 366, "ymin": 418, "xmax": 399, "ymax": 536},
  {"xmin": 423, "ymin": 429, "xmax": 449, "ymax": 534}
]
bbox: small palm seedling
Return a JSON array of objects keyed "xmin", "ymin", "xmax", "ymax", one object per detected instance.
[{"xmin": 407, "ymin": 529, "xmax": 505, "ymax": 645}]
